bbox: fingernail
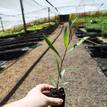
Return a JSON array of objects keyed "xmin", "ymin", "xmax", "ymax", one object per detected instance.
[{"xmin": 58, "ymin": 99, "xmax": 63, "ymax": 103}]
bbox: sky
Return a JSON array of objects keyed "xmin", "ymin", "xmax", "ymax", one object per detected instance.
[
  {"xmin": 0, "ymin": 0, "xmax": 107, "ymax": 29},
  {"xmin": 0, "ymin": 0, "xmax": 107, "ymax": 14}
]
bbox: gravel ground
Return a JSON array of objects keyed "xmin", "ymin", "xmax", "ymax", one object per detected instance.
[{"xmin": 1, "ymin": 23, "xmax": 107, "ymax": 107}]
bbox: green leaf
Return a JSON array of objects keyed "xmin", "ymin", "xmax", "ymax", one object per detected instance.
[
  {"xmin": 76, "ymin": 37, "xmax": 89, "ymax": 46},
  {"xmin": 44, "ymin": 35, "xmax": 61, "ymax": 58},
  {"xmin": 64, "ymin": 27, "xmax": 69, "ymax": 48},
  {"xmin": 69, "ymin": 36, "xmax": 89, "ymax": 52},
  {"xmin": 69, "ymin": 20, "xmax": 72, "ymax": 27},
  {"xmin": 70, "ymin": 17, "xmax": 78, "ymax": 27},
  {"xmin": 48, "ymin": 75, "xmax": 57, "ymax": 86},
  {"xmin": 86, "ymin": 39, "xmax": 100, "ymax": 45},
  {"xmin": 72, "ymin": 17, "xmax": 78, "ymax": 25}
]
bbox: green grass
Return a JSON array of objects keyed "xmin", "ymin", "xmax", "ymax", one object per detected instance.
[
  {"xmin": 27, "ymin": 22, "xmax": 55, "ymax": 31},
  {"xmin": 70, "ymin": 15, "xmax": 107, "ymax": 38},
  {"xmin": 0, "ymin": 22, "xmax": 55, "ymax": 37},
  {"xmin": 0, "ymin": 30, "xmax": 24, "ymax": 38},
  {"xmin": 0, "ymin": 25, "xmax": 24, "ymax": 37},
  {"xmin": 73, "ymin": 15, "xmax": 107, "ymax": 34},
  {"xmin": 84, "ymin": 16, "xmax": 107, "ymax": 32}
]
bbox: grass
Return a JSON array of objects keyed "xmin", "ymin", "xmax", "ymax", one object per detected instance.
[
  {"xmin": 0, "ymin": 25, "xmax": 24, "ymax": 38},
  {"xmin": 71, "ymin": 15, "xmax": 107, "ymax": 38},
  {"xmin": 27, "ymin": 22, "xmax": 55, "ymax": 31},
  {"xmin": 0, "ymin": 30, "xmax": 24, "ymax": 38},
  {"xmin": 76, "ymin": 16, "xmax": 107, "ymax": 33},
  {"xmin": 0, "ymin": 22, "xmax": 55, "ymax": 38}
]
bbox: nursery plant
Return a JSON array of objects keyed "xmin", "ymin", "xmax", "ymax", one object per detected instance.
[{"xmin": 44, "ymin": 21, "xmax": 89, "ymax": 107}]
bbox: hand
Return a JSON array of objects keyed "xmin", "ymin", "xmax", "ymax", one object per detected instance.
[{"xmin": 24, "ymin": 84, "xmax": 63, "ymax": 107}]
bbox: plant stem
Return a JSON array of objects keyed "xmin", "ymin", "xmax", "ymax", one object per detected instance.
[
  {"xmin": 69, "ymin": 27, "xmax": 73, "ymax": 43},
  {"xmin": 56, "ymin": 25, "xmax": 73, "ymax": 88},
  {"xmin": 56, "ymin": 47, "xmax": 67, "ymax": 88}
]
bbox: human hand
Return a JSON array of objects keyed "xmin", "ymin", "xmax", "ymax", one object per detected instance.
[{"xmin": 24, "ymin": 84, "xmax": 63, "ymax": 107}]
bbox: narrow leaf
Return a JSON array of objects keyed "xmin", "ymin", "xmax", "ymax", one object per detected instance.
[
  {"xmin": 86, "ymin": 39, "xmax": 100, "ymax": 45},
  {"xmin": 64, "ymin": 27, "xmax": 69, "ymax": 48},
  {"xmin": 63, "ymin": 82, "xmax": 69, "ymax": 85},
  {"xmin": 69, "ymin": 28, "xmax": 74, "ymax": 42},
  {"xmin": 48, "ymin": 76, "xmax": 57, "ymax": 86},
  {"xmin": 60, "ymin": 82, "xmax": 69, "ymax": 87},
  {"xmin": 76, "ymin": 37, "xmax": 89, "ymax": 46},
  {"xmin": 44, "ymin": 36, "xmax": 61, "ymax": 58},
  {"xmin": 69, "ymin": 36, "xmax": 89, "ymax": 52},
  {"xmin": 69, "ymin": 19, "xmax": 72, "ymax": 27},
  {"xmin": 65, "ymin": 67, "xmax": 80, "ymax": 72},
  {"xmin": 69, "ymin": 15, "xmax": 79, "ymax": 27},
  {"xmin": 70, "ymin": 17, "xmax": 78, "ymax": 27},
  {"xmin": 61, "ymin": 69, "xmax": 66, "ymax": 79}
]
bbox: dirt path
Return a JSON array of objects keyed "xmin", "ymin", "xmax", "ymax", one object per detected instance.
[{"xmin": 1, "ymin": 23, "xmax": 107, "ymax": 107}]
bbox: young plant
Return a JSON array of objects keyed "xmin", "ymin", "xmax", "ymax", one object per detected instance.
[
  {"xmin": 44, "ymin": 22, "xmax": 89, "ymax": 107},
  {"xmin": 44, "ymin": 26, "xmax": 89, "ymax": 89}
]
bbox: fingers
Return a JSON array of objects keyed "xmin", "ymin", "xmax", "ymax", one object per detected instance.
[
  {"xmin": 42, "ymin": 90, "xmax": 50, "ymax": 94},
  {"xmin": 36, "ymin": 84, "xmax": 54, "ymax": 92},
  {"xmin": 47, "ymin": 97, "xmax": 63, "ymax": 106}
]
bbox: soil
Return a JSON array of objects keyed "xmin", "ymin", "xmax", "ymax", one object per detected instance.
[
  {"xmin": 48, "ymin": 88, "xmax": 65, "ymax": 107},
  {"xmin": 0, "ymin": 23, "xmax": 107, "ymax": 107}
]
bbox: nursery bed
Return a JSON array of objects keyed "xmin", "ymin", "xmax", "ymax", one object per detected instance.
[{"xmin": 0, "ymin": 24, "xmax": 58, "ymax": 72}]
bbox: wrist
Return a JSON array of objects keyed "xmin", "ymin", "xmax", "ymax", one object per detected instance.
[
  {"xmin": 23, "ymin": 96, "xmax": 40, "ymax": 107},
  {"xmin": 3, "ymin": 97, "xmax": 29, "ymax": 107},
  {"xmin": 21, "ymin": 97, "xmax": 33, "ymax": 107}
]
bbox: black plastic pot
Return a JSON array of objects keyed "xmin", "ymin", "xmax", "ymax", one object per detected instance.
[{"xmin": 48, "ymin": 88, "xmax": 65, "ymax": 107}]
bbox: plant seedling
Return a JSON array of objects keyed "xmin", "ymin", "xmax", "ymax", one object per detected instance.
[{"xmin": 44, "ymin": 21, "xmax": 89, "ymax": 107}]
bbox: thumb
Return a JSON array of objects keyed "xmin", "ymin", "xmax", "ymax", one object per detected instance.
[{"xmin": 47, "ymin": 97, "xmax": 63, "ymax": 106}]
